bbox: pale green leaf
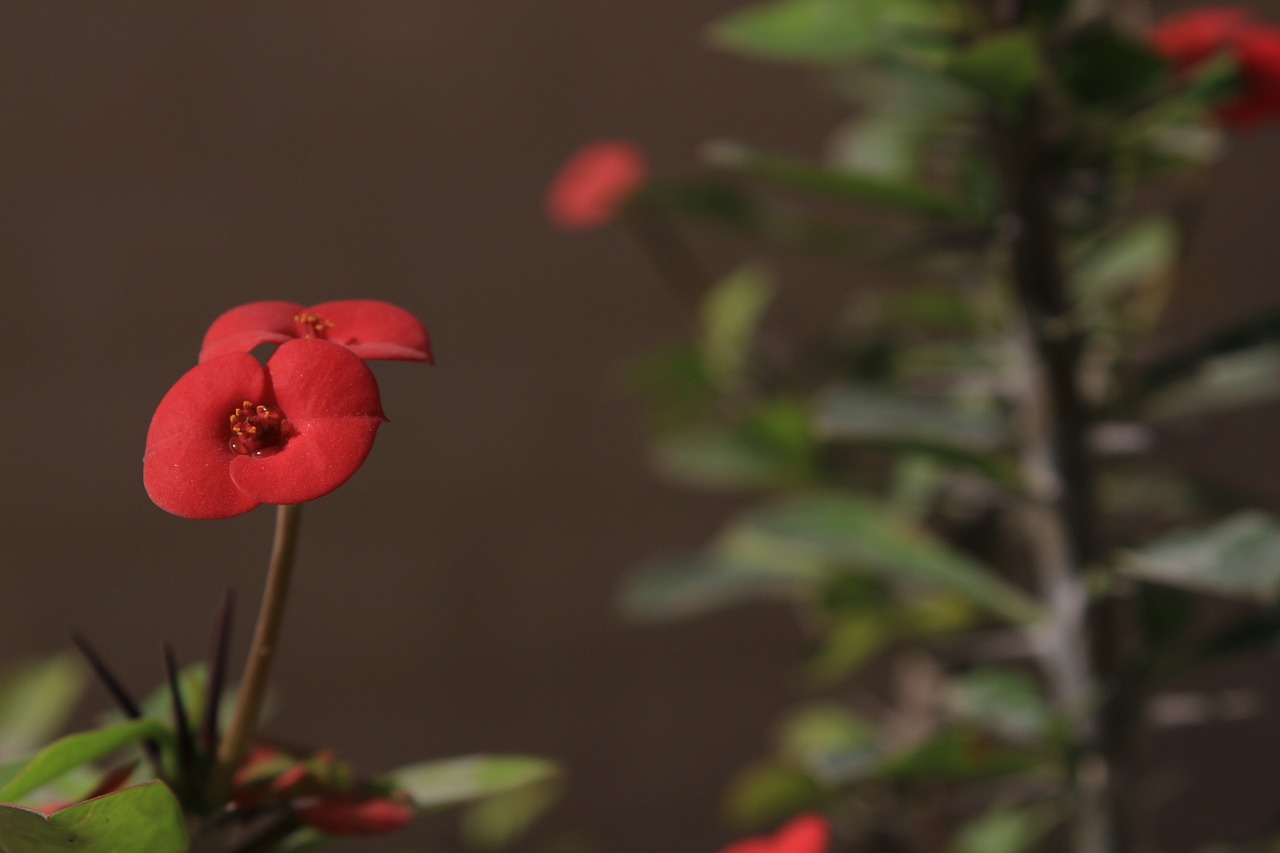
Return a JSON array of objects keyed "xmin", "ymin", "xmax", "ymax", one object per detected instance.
[
  {"xmin": 388, "ymin": 755, "xmax": 558, "ymax": 811},
  {"xmin": 0, "ymin": 720, "xmax": 169, "ymax": 804},
  {"xmin": 0, "ymin": 657, "xmax": 86, "ymax": 762},
  {"xmin": 701, "ymin": 263, "xmax": 774, "ymax": 389},
  {"xmin": 1123, "ymin": 512, "xmax": 1280, "ymax": 601}
]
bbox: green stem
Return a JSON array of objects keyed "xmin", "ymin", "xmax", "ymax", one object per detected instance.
[{"xmin": 209, "ymin": 503, "xmax": 304, "ymax": 805}]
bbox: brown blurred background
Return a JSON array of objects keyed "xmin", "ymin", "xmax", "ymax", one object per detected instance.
[{"xmin": 2, "ymin": 3, "xmax": 1280, "ymax": 852}]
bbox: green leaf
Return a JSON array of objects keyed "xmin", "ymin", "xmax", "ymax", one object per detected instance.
[
  {"xmin": 723, "ymin": 492, "xmax": 1040, "ymax": 622},
  {"xmin": 710, "ymin": 0, "xmax": 955, "ymax": 65},
  {"xmin": 461, "ymin": 778, "xmax": 560, "ymax": 851},
  {"xmin": 1054, "ymin": 25, "xmax": 1166, "ymax": 108},
  {"xmin": 881, "ymin": 729, "xmax": 1040, "ymax": 780},
  {"xmin": 950, "ymin": 31, "xmax": 1041, "ymax": 112},
  {"xmin": 705, "ymin": 141, "xmax": 965, "ymax": 219},
  {"xmin": 804, "ymin": 610, "xmax": 894, "ymax": 684},
  {"xmin": 627, "ymin": 342, "xmax": 716, "ymax": 431},
  {"xmin": 619, "ymin": 551, "xmax": 819, "ymax": 620},
  {"xmin": 0, "ymin": 657, "xmax": 86, "ymax": 763},
  {"xmin": 652, "ymin": 401, "xmax": 816, "ymax": 491},
  {"xmin": 0, "ymin": 720, "xmax": 169, "ymax": 804},
  {"xmin": 0, "ymin": 781, "xmax": 187, "ymax": 853},
  {"xmin": 724, "ymin": 761, "xmax": 826, "ymax": 830},
  {"xmin": 1113, "ymin": 307, "xmax": 1280, "ymax": 414},
  {"xmin": 950, "ymin": 803, "xmax": 1056, "ymax": 853},
  {"xmin": 945, "ymin": 668, "xmax": 1050, "ymax": 743},
  {"xmin": 1123, "ymin": 512, "xmax": 1280, "ymax": 602},
  {"xmin": 1071, "ymin": 217, "xmax": 1176, "ymax": 313},
  {"xmin": 701, "ymin": 263, "xmax": 775, "ymax": 389},
  {"xmin": 1144, "ymin": 343, "xmax": 1280, "ymax": 420},
  {"xmin": 777, "ymin": 704, "xmax": 880, "ymax": 783},
  {"xmin": 388, "ymin": 755, "xmax": 558, "ymax": 811},
  {"xmin": 814, "ymin": 385, "xmax": 1009, "ymax": 454}
]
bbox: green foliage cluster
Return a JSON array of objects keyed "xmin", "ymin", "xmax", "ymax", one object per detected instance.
[{"xmin": 616, "ymin": 1, "xmax": 1280, "ymax": 850}]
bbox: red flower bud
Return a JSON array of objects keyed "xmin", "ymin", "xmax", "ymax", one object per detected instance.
[
  {"xmin": 546, "ymin": 140, "xmax": 647, "ymax": 230},
  {"xmin": 295, "ymin": 792, "xmax": 415, "ymax": 835}
]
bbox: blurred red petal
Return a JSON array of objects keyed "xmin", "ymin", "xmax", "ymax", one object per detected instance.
[
  {"xmin": 721, "ymin": 814, "xmax": 830, "ymax": 853},
  {"xmin": 546, "ymin": 140, "xmax": 647, "ymax": 230},
  {"xmin": 1152, "ymin": 8, "xmax": 1251, "ymax": 69}
]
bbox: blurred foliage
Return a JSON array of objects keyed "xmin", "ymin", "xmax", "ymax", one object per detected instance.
[{"xmin": 607, "ymin": 0, "xmax": 1280, "ymax": 849}]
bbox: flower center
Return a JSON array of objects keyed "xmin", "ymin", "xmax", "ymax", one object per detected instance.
[
  {"xmin": 228, "ymin": 401, "xmax": 292, "ymax": 457},
  {"xmin": 294, "ymin": 312, "xmax": 334, "ymax": 340}
]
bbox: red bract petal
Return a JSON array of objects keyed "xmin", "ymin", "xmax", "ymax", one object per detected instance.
[
  {"xmin": 228, "ymin": 340, "xmax": 385, "ymax": 506},
  {"xmin": 546, "ymin": 140, "xmax": 647, "ymax": 230},
  {"xmin": 1152, "ymin": 8, "xmax": 1251, "ymax": 70},
  {"xmin": 307, "ymin": 300, "xmax": 433, "ymax": 363},
  {"xmin": 199, "ymin": 301, "xmax": 305, "ymax": 362},
  {"xmin": 199, "ymin": 299, "xmax": 432, "ymax": 363},
  {"xmin": 295, "ymin": 793, "xmax": 415, "ymax": 836},
  {"xmin": 720, "ymin": 814, "xmax": 830, "ymax": 853},
  {"xmin": 143, "ymin": 353, "xmax": 270, "ymax": 519}
]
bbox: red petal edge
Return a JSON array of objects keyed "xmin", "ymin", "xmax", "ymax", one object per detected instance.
[
  {"xmin": 308, "ymin": 300, "xmax": 434, "ymax": 363},
  {"xmin": 199, "ymin": 301, "xmax": 305, "ymax": 363}
]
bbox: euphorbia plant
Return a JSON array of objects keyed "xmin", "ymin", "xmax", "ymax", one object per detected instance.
[
  {"xmin": 557, "ymin": 1, "xmax": 1280, "ymax": 851},
  {"xmin": 0, "ymin": 299, "xmax": 557, "ymax": 853}
]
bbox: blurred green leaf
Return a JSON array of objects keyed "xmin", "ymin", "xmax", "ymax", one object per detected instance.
[
  {"xmin": 0, "ymin": 720, "xmax": 169, "ymax": 804},
  {"xmin": 950, "ymin": 31, "xmax": 1040, "ymax": 112},
  {"xmin": 724, "ymin": 761, "xmax": 827, "ymax": 830},
  {"xmin": 653, "ymin": 401, "xmax": 816, "ymax": 491},
  {"xmin": 1144, "ymin": 343, "xmax": 1280, "ymax": 420},
  {"xmin": 710, "ymin": 0, "xmax": 955, "ymax": 65},
  {"xmin": 777, "ymin": 704, "xmax": 880, "ymax": 783},
  {"xmin": 620, "ymin": 551, "xmax": 819, "ymax": 620},
  {"xmin": 0, "ymin": 781, "xmax": 186, "ymax": 853},
  {"xmin": 701, "ymin": 263, "xmax": 775, "ymax": 389},
  {"xmin": 815, "ymin": 385, "xmax": 1009, "ymax": 454},
  {"xmin": 881, "ymin": 729, "xmax": 1040, "ymax": 780},
  {"xmin": 0, "ymin": 657, "xmax": 85, "ymax": 763},
  {"xmin": 1055, "ymin": 25, "xmax": 1166, "ymax": 108},
  {"xmin": 705, "ymin": 141, "xmax": 965, "ymax": 218},
  {"xmin": 1071, "ymin": 217, "xmax": 1176, "ymax": 313},
  {"xmin": 805, "ymin": 610, "xmax": 894, "ymax": 684},
  {"xmin": 627, "ymin": 342, "xmax": 716, "ymax": 430},
  {"xmin": 723, "ymin": 492, "xmax": 1039, "ymax": 622},
  {"xmin": 461, "ymin": 777, "xmax": 560, "ymax": 851},
  {"xmin": 1113, "ymin": 307, "xmax": 1280, "ymax": 414},
  {"xmin": 388, "ymin": 755, "xmax": 559, "ymax": 811},
  {"xmin": 950, "ymin": 803, "xmax": 1056, "ymax": 853},
  {"xmin": 945, "ymin": 668, "xmax": 1050, "ymax": 743},
  {"xmin": 1123, "ymin": 512, "xmax": 1280, "ymax": 602}
]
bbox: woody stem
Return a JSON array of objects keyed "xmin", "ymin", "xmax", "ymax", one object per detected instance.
[{"xmin": 208, "ymin": 503, "xmax": 303, "ymax": 805}]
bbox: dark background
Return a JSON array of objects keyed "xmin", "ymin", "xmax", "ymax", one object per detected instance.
[{"xmin": 2, "ymin": 3, "xmax": 1280, "ymax": 852}]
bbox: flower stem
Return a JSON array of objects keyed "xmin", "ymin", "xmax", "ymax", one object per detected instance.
[{"xmin": 209, "ymin": 502, "xmax": 303, "ymax": 805}]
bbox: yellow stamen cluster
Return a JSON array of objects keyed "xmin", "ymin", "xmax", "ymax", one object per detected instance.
[{"xmin": 294, "ymin": 313, "xmax": 334, "ymax": 339}]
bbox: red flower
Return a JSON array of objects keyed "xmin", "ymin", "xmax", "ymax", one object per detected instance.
[
  {"xmin": 199, "ymin": 300, "xmax": 433, "ymax": 364},
  {"xmin": 1152, "ymin": 7, "xmax": 1280, "ymax": 126},
  {"xmin": 144, "ymin": 339, "xmax": 386, "ymax": 519},
  {"xmin": 546, "ymin": 140, "xmax": 647, "ymax": 230},
  {"xmin": 721, "ymin": 814, "xmax": 830, "ymax": 853}
]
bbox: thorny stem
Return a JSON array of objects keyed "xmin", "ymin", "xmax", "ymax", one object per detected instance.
[
  {"xmin": 209, "ymin": 503, "xmax": 303, "ymax": 805},
  {"xmin": 996, "ymin": 92, "xmax": 1123, "ymax": 852}
]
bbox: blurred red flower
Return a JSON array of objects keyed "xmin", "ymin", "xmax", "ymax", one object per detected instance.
[
  {"xmin": 1152, "ymin": 7, "xmax": 1280, "ymax": 126},
  {"xmin": 546, "ymin": 140, "xmax": 647, "ymax": 230},
  {"xmin": 234, "ymin": 742, "xmax": 414, "ymax": 836},
  {"xmin": 720, "ymin": 814, "xmax": 830, "ymax": 853},
  {"xmin": 200, "ymin": 299, "xmax": 432, "ymax": 364},
  {"xmin": 144, "ymin": 339, "xmax": 386, "ymax": 519}
]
